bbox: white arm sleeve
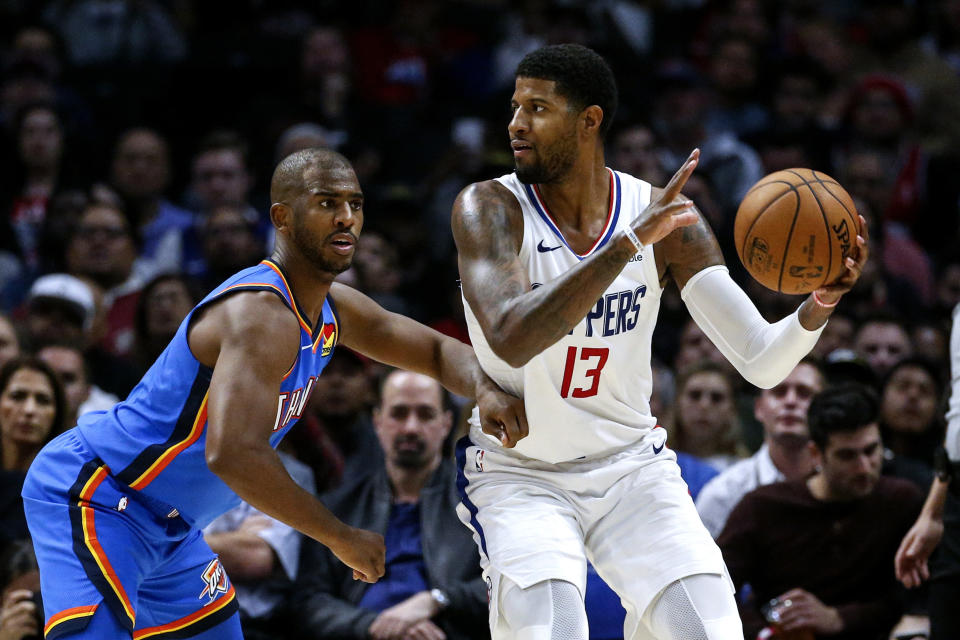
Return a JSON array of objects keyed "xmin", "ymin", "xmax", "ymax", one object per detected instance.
[
  {"xmin": 945, "ymin": 303, "xmax": 960, "ymax": 461},
  {"xmin": 680, "ymin": 265, "xmax": 826, "ymax": 389}
]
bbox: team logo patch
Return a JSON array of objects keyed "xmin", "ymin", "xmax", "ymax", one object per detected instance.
[
  {"xmin": 198, "ymin": 558, "xmax": 229, "ymax": 603},
  {"xmin": 475, "ymin": 449, "xmax": 485, "ymax": 472},
  {"xmin": 320, "ymin": 323, "xmax": 337, "ymax": 356}
]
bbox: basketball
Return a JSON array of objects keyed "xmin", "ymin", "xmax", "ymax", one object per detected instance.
[{"xmin": 733, "ymin": 168, "xmax": 859, "ymax": 295}]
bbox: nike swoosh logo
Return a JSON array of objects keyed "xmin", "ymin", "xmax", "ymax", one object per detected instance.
[
  {"xmin": 301, "ymin": 345, "xmax": 312, "ymax": 351},
  {"xmin": 652, "ymin": 441, "xmax": 665, "ymax": 455},
  {"xmin": 537, "ymin": 239, "xmax": 562, "ymax": 252}
]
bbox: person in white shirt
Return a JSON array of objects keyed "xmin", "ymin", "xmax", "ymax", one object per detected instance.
[{"xmin": 696, "ymin": 359, "xmax": 824, "ymax": 538}]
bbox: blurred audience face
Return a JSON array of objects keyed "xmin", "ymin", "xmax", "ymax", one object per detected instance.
[
  {"xmin": 0, "ymin": 366, "xmax": 57, "ymax": 462},
  {"xmin": 19, "ymin": 105, "xmax": 62, "ymax": 172},
  {"xmin": 111, "ymin": 129, "xmax": 171, "ymax": 201},
  {"xmin": 853, "ymin": 321, "xmax": 912, "ymax": 378},
  {"xmin": 710, "ymin": 37, "xmax": 757, "ymax": 95},
  {"xmin": 851, "ymin": 86, "xmax": 908, "ymax": 144},
  {"xmin": 814, "ymin": 423, "xmax": 883, "ymax": 501},
  {"xmin": 26, "ymin": 300, "xmax": 86, "ymax": 349},
  {"xmin": 66, "ymin": 204, "xmax": 136, "ymax": 288},
  {"xmin": 192, "ymin": 149, "xmax": 250, "ymax": 210},
  {"xmin": 674, "ymin": 321, "xmax": 725, "ymax": 372},
  {"xmin": 611, "ymin": 125, "xmax": 663, "ymax": 183},
  {"xmin": 880, "ymin": 364, "xmax": 939, "ymax": 435},
  {"xmin": 0, "ymin": 315, "xmax": 20, "ymax": 369},
  {"xmin": 373, "ymin": 371, "xmax": 451, "ymax": 471},
  {"xmin": 675, "ymin": 369, "xmax": 735, "ymax": 451},
  {"xmin": 353, "ymin": 231, "xmax": 401, "ymax": 295},
  {"xmin": 143, "ymin": 278, "xmax": 193, "ymax": 341},
  {"xmin": 309, "ymin": 352, "xmax": 371, "ymax": 421},
  {"xmin": 755, "ymin": 362, "xmax": 823, "ymax": 446},
  {"xmin": 203, "ymin": 207, "xmax": 263, "ymax": 274},
  {"xmin": 812, "ymin": 313, "xmax": 854, "ymax": 358},
  {"xmin": 302, "ymin": 27, "xmax": 350, "ymax": 80},
  {"xmin": 37, "ymin": 345, "xmax": 88, "ymax": 425},
  {"xmin": 843, "ymin": 151, "xmax": 893, "ymax": 221},
  {"xmin": 937, "ymin": 263, "xmax": 960, "ymax": 311},
  {"xmin": 912, "ymin": 323, "xmax": 948, "ymax": 364},
  {"xmin": 773, "ymin": 72, "xmax": 821, "ymax": 130}
]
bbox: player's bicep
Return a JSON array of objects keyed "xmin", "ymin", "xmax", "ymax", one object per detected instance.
[
  {"xmin": 656, "ymin": 202, "xmax": 725, "ymax": 291},
  {"xmin": 205, "ymin": 295, "xmax": 300, "ymax": 450},
  {"xmin": 452, "ymin": 181, "xmax": 529, "ymax": 331}
]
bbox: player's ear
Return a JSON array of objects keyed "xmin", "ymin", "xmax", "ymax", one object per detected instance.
[
  {"xmin": 581, "ymin": 105, "xmax": 603, "ymax": 137},
  {"xmin": 270, "ymin": 202, "xmax": 292, "ymax": 233}
]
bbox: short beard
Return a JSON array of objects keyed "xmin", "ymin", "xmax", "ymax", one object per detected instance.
[
  {"xmin": 392, "ymin": 437, "xmax": 428, "ymax": 469},
  {"xmin": 515, "ymin": 129, "xmax": 578, "ymax": 185},
  {"xmin": 292, "ymin": 219, "xmax": 352, "ymax": 275}
]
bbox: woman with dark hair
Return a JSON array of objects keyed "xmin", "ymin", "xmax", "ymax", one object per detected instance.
[{"xmin": 0, "ymin": 356, "xmax": 66, "ymax": 548}]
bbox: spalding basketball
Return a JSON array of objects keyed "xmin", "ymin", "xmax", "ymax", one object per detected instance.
[{"xmin": 734, "ymin": 168, "xmax": 859, "ymax": 295}]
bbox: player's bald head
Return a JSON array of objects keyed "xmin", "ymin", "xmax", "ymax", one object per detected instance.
[{"xmin": 270, "ymin": 147, "xmax": 354, "ymax": 204}]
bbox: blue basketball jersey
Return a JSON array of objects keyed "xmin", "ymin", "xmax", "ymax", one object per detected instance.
[{"xmin": 75, "ymin": 259, "xmax": 338, "ymax": 528}]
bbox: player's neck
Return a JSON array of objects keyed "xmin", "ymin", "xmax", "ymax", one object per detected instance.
[
  {"xmin": 269, "ymin": 250, "xmax": 334, "ymax": 321},
  {"xmin": 535, "ymin": 156, "xmax": 609, "ymax": 230},
  {"xmin": 767, "ymin": 439, "xmax": 815, "ymax": 482}
]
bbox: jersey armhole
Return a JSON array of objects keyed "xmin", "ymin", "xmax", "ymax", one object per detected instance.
[{"xmin": 186, "ymin": 285, "xmax": 300, "ymax": 373}]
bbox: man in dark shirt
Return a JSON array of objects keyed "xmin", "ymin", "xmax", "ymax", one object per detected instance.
[
  {"xmin": 718, "ymin": 384, "xmax": 923, "ymax": 640},
  {"xmin": 293, "ymin": 368, "xmax": 486, "ymax": 640}
]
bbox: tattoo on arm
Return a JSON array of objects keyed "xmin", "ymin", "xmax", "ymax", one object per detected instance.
[{"xmin": 660, "ymin": 208, "xmax": 725, "ymax": 291}]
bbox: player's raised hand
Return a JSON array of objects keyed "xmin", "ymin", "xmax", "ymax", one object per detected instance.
[
  {"xmin": 330, "ymin": 526, "xmax": 385, "ymax": 583},
  {"xmin": 476, "ymin": 376, "xmax": 528, "ymax": 447},
  {"xmin": 629, "ymin": 148, "xmax": 700, "ymax": 246},
  {"xmin": 814, "ymin": 213, "xmax": 870, "ymax": 305}
]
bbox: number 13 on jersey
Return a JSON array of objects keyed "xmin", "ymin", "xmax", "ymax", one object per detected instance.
[{"xmin": 560, "ymin": 346, "xmax": 609, "ymax": 398}]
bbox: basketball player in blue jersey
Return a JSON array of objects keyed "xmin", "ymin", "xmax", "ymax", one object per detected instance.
[
  {"xmin": 22, "ymin": 147, "xmax": 527, "ymax": 640},
  {"xmin": 451, "ymin": 44, "xmax": 870, "ymax": 640}
]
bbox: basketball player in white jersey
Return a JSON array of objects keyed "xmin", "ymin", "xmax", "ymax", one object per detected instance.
[{"xmin": 451, "ymin": 44, "xmax": 869, "ymax": 640}]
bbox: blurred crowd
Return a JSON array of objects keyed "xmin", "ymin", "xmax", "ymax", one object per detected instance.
[{"xmin": 1, "ymin": 0, "xmax": 960, "ymax": 638}]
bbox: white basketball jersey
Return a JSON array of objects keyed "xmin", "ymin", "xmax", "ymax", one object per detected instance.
[{"xmin": 463, "ymin": 169, "xmax": 662, "ymax": 463}]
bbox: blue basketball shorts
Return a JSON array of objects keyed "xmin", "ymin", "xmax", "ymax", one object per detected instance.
[{"xmin": 21, "ymin": 430, "xmax": 240, "ymax": 639}]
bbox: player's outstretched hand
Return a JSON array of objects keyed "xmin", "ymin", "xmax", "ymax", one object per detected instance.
[
  {"xmin": 813, "ymin": 213, "xmax": 869, "ymax": 305},
  {"xmin": 895, "ymin": 511, "xmax": 944, "ymax": 588},
  {"xmin": 629, "ymin": 148, "xmax": 700, "ymax": 246},
  {"xmin": 476, "ymin": 376, "xmax": 528, "ymax": 448},
  {"xmin": 330, "ymin": 526, "xmax": 385, "ymax": 583}
]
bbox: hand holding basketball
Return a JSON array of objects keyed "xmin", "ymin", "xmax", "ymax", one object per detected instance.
[{"xmin": 734, "ymin": 169, "xmax": 867, "ymax": 296}]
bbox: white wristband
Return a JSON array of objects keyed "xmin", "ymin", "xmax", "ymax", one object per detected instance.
[{"xmin": 623, "ymin": 226, "xmax": 645, "ymax": 253}]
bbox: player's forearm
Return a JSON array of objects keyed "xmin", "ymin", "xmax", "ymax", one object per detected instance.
[
  {"xmin": 486, "ymin": 235, "xmax": 636, "ymax": 367},
  {"xmin": 921, "ymin": 478, "xmax": 950, "ymax": 521},
  {"xmin": 205, "ymin": 531, "xmax": 275, "ymax": 579},
  {"xmin": 207, "ymin": 443, "xmax": 348, "ymax": 548}
]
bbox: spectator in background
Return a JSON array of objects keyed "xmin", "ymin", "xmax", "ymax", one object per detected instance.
[
  {"xmin": 287, "ymin": 348, "xmax": 381, "ymax": 493},
  {"xmin": 697, "ymin": 359, "xmax": 824, "ymax": 538},
  {"xmin": 718, "ymin": 384, "xmax": 923, "ymax": 640},
  {"xmin": 1, "ymin": 103, "xmax": 68, "ymax": 272},
  {"xmin": 65, "ymin": 199, "xmax": 152, "ymax": 358},
  {"xmin": 812, "ymin": 312, "xmax": 855, "ymax": 360},
  {"xmin": 0, "ymin": 314, "xmax": 20, "ymax": 371},
  {"xmin": 204, "ymin": 451, "xmax": 316, "ymax": 640},
  {"xmin": 0, "ymin": 357, "xmax": 65, "ymax": 550},
  {"xmin": 110, "ymin": 127, "xmax": 193, "ymax": 274},
  {"xmin": 131, "ymin": 274, "xmax": 198, "ymax": 376},
  {"xmin": 853, "ymin": 314, "xmax": 914, "ymax": 380},
  {"xmin": 880, "ymin": 357, "xmax": 944, "ymax": 470},
  {"xmin": 43, "ymin": 0, "xmax": 187, "ymax": 68},
  {"xmin": 191, "ymin": 205, "xmax": 265, "ymax": 292},
  {"xmin": 293, "ymin": 370, "xmax": 486, "ymax": 640},
  {"xmin": 22, "ymin": 272, "xmax": 138, "ymax": 399},
  {"xmin": 610, "ymin": 123, "xmax": 666, "ymax": 185},
  {"xmin": 0, "ymin": 540, "xmax": 42, "ymax": 640},
  {"xmin": 652, "ymin": 60, "xmax": 764, "ymax": 215},
  {"xmin": 36, "ymin": 343, "xmax": 117, "ymax": 427},
  {"xmin": 670, "ymin": 360, "xmax": 745, "ymax": 475},
  {"xmin": 187, "ymin": 130, "xmax": 258, "ymax": 217},
  {"xmin": 704, "ymin": 33, "xmax": 769, "ymax": 139}
]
